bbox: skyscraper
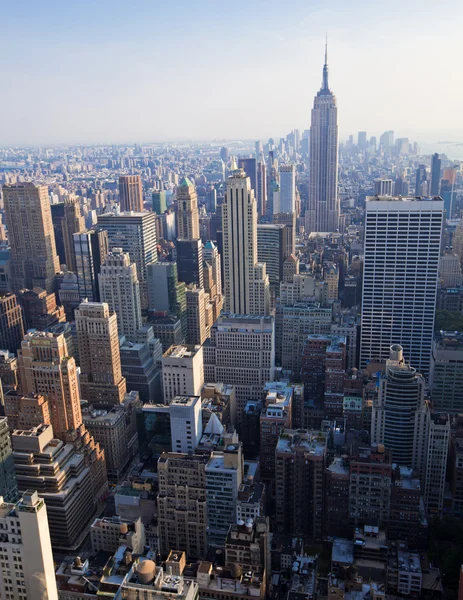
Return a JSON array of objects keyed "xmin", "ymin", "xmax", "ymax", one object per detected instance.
[
  {"xmin": 305, "ymin": 44, "xmax": 339, "ymax": 234},
  {"xmin": 203, "ymin": 314, "xmax": 275, "ymax": 423},
  {"xmin": 74, "ymin": 228, "xmax": 109, "ymax": 302},
  {"xmin": 119, "ymin": 175, "xmax": 144, "ymax": 212},
  {"xmin": 279, "ymin": 164, "xmax": 296, "ymax": 213},
  {"xmin": 62, "ymin": 195, "xmax": 85, "ymax": 272},
  {"xmin": 76, "ymin": 301, "xmax": 127, "ymax": 405},
  {"xmin": 177, "ymin": 178, "xmax": 200, "ymax": 240},
  {"xmin": 0, "ymin": 293, "xmax": 25, "ymax": 354},
  {"xmin": 157, "ymin": 452, "xmax": 208, "ymax": 559},
  {"xmin": 3, "ymin": 183, "xmax": 60, "ymax": 293},
  {"xmin": 222, "ymin": 166, "xmax": 270, "ymax": 316},
  {"xmin": 360, "ymin": 195, "xmax": 443, "ymax": 375},
  {"xmin": 152, "ymin": 190, "xmax": 167, "ymax": 214},
  {"xmin": 146, "ymin": 261, "xmax": 187, "ymax": 328},
  {"xmin": 371, "ymin": 345, "xmax": 425, "ymax": 466},
  {"xmin": 415, "ymin": 164, "xmax": 428, "ymax": 195},
  {"xmin": 98, "ymin": 248, "xmax": 143, "ymax": 338},
  {"xmin": 238, "ymin": 158, "xmax": 258, "ymax": 198},
  {"xmin": 257, "ymin": 224, "xmax": 287, "ymax": 289},
  {"xmin": 18, "ymin": 330, "xmax": 82, "ymax": 439},
  {"xmin": 430, "ymin": 153, "xmax": 442, "ymax": 196},
  {"xmin": 0, "ymin": 490, "xmax": 58, "ymax": 600},
  {"xmin": 256, "ymin": 161, "xmax": 267, "ymax": 217},
  {"xmin": 0, "ymin": 416, "xmax": 18, "ymax": 502},
  {"xmin": 176, "ymin": 239, "xmax": 204, "ymax": 289},
  {"xmin": 97, "ymin": 212, "xmax": 157, "ymax": 310}
]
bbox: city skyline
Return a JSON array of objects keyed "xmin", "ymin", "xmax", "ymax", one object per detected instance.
[{"xmin": 2, "ymin": 0, "xmax": 463, "ymax": 146}]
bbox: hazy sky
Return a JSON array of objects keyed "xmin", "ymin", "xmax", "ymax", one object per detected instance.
[{"xmin": 2, "ymin": 0, "xmax": 463, "ymax": 146}]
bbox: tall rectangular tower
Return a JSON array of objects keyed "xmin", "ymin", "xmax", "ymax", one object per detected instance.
[
  {"xmin": 176, "ymin": 178, "xmax": 199, "ymax": 240},
  {"xmin": 3, "ymin": 183, "xmax": 60, "ymax": 293},
  {"xmin": 222, "ymin": 167, "xmax": 270, "ymax": 316},
  {"xmin": 97, "ymin": 212, "xmax": 157, "ymax": 310},
  {"xmin": 74, "ymin": 228, "xmax": 109, "ymax": 302},
  {"xmin": 0, "ymin": 293, "xmax": 25, "ymax": 354},
  {"xmin": 305, "ymin": 45, "xmax": 339, "ymax": 234},
  {"xmin": 18, "ymin": 330, "xmax": 82, "ymax": 438},
  {"xmin": 98, "ymin": 248, "xmax": 142, "ymax": 338},
  {"xmin": 119, "ymin": 175, "xmax": 144, "ymax": 212},
  {"xmin": 360, "ymin": 196, "xmax": 443, "ymax": 374},
  {"xmin": 279, "ymin": 164, "xmax": 296, "ymax": 213},
  {"xmin": 0, "ymin": 491, "xmax": 58, "ymax": 600},
  {"xmin": 76, "ymin": 301, "xmax": 127, "ymax": 405}
]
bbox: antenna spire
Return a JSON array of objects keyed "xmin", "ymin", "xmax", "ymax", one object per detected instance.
[{"xmin": 322, "ymin": 35, "xmax": 329, "ymax": 91}]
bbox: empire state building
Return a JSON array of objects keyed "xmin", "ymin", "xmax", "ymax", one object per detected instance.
[{"xmin": 306, "ymin": 43, "xmax": 340, "ymax": 233}]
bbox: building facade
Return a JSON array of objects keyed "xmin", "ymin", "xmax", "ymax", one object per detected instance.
[
  {"xmin": 2, "ymin": 183, "xmax": 60, "ymax": 293},
  {"xmin": 360, "ymin": 196, "xmax": 443, "ymax": 375}
]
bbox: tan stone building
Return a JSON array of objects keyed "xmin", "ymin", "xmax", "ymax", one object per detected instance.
[
  {"xmin": 119, "ymin": 175, "xmax": 143, "ymax": 212},
  {"xmin": 177, "ymin": 178, "xmax": 199, "ymax": 240},
  {"xmin": 2, "ymin": 183, "xmax": 60, "ymax": 293},
  {"xmin": 157, "ymin": 452, "xmax": 208, "ymax": 559},
  {"xmin": 76, "ymin": 301, "xmax": 127, "ymax": 405}
]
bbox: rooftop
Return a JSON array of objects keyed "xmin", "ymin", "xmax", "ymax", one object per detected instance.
[
  {"xmin": 332, "ymin": 539, "xmax": 354, "ymax": 565},
  {"xmin": 163, "ymin": 344, "xmax": 201, "ymax": 359},
  {"xmin": 276, "ymin": 429, "xmax": 327, "ymax": 456}
]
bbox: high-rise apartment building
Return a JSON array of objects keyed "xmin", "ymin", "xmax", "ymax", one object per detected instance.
[
  {"xmin": 206, "ymin": 444, "xmax": 243, "ymax": 546},
  {"xmin": 0, "ymin": 417, "xmax": 17, "ymax": 502},
  {"xmin": 349, "ymin": 445, "xmax": 392, "ymax": 525},
  {"xmin": 3, "ymin": 183, "xmax": 60, "ymax": 293},
  {"xmin": 0, "ymin": 490, "xmax": 58, "ymax": 600},
  {"xmin": 62, "ymin": 196, "xmax": 85, "ymax": 272},
  {"xmin": 74, "ymin": 228, "xmax": 109, "ymax": 302},
  {"xmin": 18, "ymin": 330, "xmax": 82, "ymax": 439},
  {"xmin": 260, "ymin": 384, "xmax": 293, "ymax": 482},
  {"xmin": 222, "ymin": 167, "xmax": 270, "ymax": 316},
  {"xmin": 305, "ymin": 46, "xmax": 339, "ymax": 233},
  {"xmin": 279, "ymin": 164, "xmax": 296, "ymax": 213},
  {"xmin": 97, "ymin": 212, "xmax": 157, "ymax": 310},
  {"xmin": 430, "ymin": 153, "xmax": 442, "ymax": 196},
  {"xmin": 99, "ymin": 248, "xmax": 142, "ymax": 338},
  {"xmin": 119, "ymin": 175, "xmax": 144, "ymax": 212},
  {"xmin": 275, "ymin": 429, "xmax": 326, "ymax": 541},
  {"xmin": 203, "ymin": 314, "xmax": 275, "ymax": 423},
  {"xmin": 162, "ymin": 345, "xmax": 204, "ymax": 404},
  {"xmin": 0, "ymin": 293, "xmax": 24, "ymax": 354},
  {"xmin": 76, "ymin": 301, "xmax": 127, "ymax": 405},
  {"xmin": 177, "ymin": 178, "xmax": 200, "ymax": 240},
  {"xmin": 360, "ymin": 196, "xmax": 443, "ymax": 374},
  {"xmin": 157, "ymin": 452, "xmax": 208, "ymax": 559},
  {"xmin": 371, "ymin": 345, "xmax": 426, "ymax": 468}
]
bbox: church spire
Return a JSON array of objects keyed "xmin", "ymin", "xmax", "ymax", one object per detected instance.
[{"xmin": 322, "ymin": 35, "xmax": 329, "ymax": 91}]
